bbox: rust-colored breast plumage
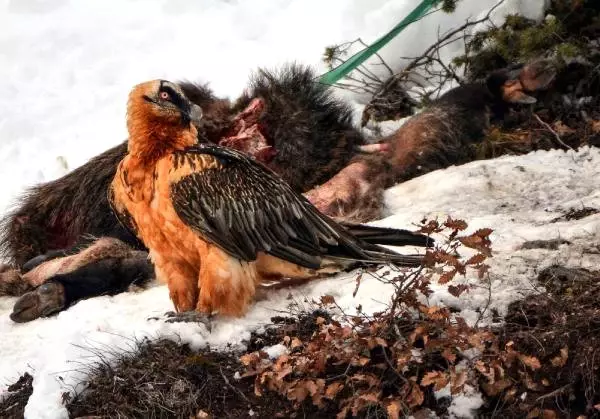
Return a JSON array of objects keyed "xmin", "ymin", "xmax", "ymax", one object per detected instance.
[{"xmin": 110, "ymin": 154, "xmax": 204, "ymax": 270}]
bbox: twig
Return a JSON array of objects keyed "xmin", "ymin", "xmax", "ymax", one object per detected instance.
[
  {"xmin": 219, "ymin": 366, "xmax": 251, "ymax": 404},
  {"xmin": 395, "ymin": 0, "xmax": 507, "ymax": 82},
  {"xmin": 533, "ymin": 113, "xmax": 575, "ymax": 151},
  {"xmin": 475, "ymin": 271, "xmax": 493, "ymax": 328},
  {"xmin": 535, "ymin": 383, "xmax": 572, "ymax": 402}
]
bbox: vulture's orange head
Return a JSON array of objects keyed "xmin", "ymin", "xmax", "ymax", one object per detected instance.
[{"xmin": 127, "ymin": 80, "xmax": 203, "ymax": 159}]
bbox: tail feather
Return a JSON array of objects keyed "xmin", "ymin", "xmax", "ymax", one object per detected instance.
[
  {"xmin": 341, "ymin": 223, "xmax": 434, "ymax": 248},
  {"xmin": 327, "ymin": 224, "xmax": 433, "ymax": 269},
  {"xmin": 363, "ymin": 250, "xmax": 425, "ymax": 267},
  {"xmin": 327, "ymin": 252, "xmax": 425, "ymax": 268}
]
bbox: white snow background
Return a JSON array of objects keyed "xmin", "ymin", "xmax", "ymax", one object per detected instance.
[{"xmin": 2, "ymin": 0, "xmax": 598, "ymax": 418}]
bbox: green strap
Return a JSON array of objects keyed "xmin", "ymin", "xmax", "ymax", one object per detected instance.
[{"xmin": 319, "ymin": 0, "xmax": 440, "ymax": 85}]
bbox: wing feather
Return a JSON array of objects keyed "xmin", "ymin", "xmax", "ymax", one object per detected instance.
[
  {"xmin": 169, "ymin": 144, "xmax": 369, "ymax": 269},
  {"xmin": 168, "ymin": 144, "xmax": 426, "ymax": 269}
]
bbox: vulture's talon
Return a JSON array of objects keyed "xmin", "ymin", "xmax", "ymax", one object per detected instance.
[
  {"xmin": 164, "ymin": 310, "xmax": 213, "ymax": 331},
  {"xmin": 10, "ymin": 281, "xmax": 66, "ymax": 323}
]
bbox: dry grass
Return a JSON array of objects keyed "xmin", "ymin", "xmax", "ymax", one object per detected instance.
[
  {"xmin": 480, "ymin": 266, "xmax": 600, "ymax": 418},
  {"xmin": 0, "ymin": 373, "xmax": 33, "ymax": 419}
]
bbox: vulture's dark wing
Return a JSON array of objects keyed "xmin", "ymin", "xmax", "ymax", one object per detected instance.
[{"xmin": 168, "ymin": 144, "xmax": 414, "ymax": 269}]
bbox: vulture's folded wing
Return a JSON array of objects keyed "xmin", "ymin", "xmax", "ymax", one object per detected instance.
[{"xmin": 168, "ymin": 144, "xmax": 368, "ymax": 270}]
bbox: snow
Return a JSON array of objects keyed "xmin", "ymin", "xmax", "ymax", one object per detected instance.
[
  {"xmin": 264, "ymin": 343, "xmax": 288, "ymax": 359},
  {"xmin": 447, "ymin": 385, "xmax": 485, "ymax": 418},
  {"xmin": 1, "ymin": 0, "xmax": 587, "ymax": 418}
]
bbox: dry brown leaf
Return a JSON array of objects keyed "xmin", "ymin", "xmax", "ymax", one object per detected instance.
[
  {"xmin": 550, "ymin": 347, "xmax": 568, "ymax": 367},
  {"xmin": 444, "ymin": 217, "xmax": 468, "ymax": 231},
  {"xmin": 526, "ymin": 408, "xmax": 558, "ymax": 419},
  {"xmin": 442, "ymin": 348, "xmax": 457, "ymax": 364},
  {"xmin": 524, "ymin": 374, "xmax": 542, "ymax": 391},
  {"xmin": 437, "ymin": 252, "xmax": 462, "ymax": 268},
  {"xmin": 325, "ymin": 382, "xmax": 344, "ymax": 399},
  {"xmin": 553, "ymin": 121, "xmax": 575, "ymax": 136},
  {"xmin": 240, "ymin": 352, "xmax": 263, "ymax": 367},
  {"xmin": 424, "ymin": 305, "xmax": 448, "ymax": 320},
  {"xmin": 310, "ymin": 379, "xmax": 326, "ymax": 406},
  {"xmin": 519, "ymin": 354, "xmax": 541, "ymax": 371},
  {"xmin": 287, "ymin": 386, "xmax": 309, "ymax": 402},
  {"xmin": 356, "ymin": 357, "xmax": 370, "ymax": 366},
  {"xmin": 320, "ymin": 295, "xmax": 336, "ymax": 305},
  {"xmin": 478, "ymin": 264, "xmax": 490, "ymax": 279},
  {"xmin": 386, "ymin": 399, "xmax": 402, "ymax": 419},
  {"xmin": 448, "ymin": 284, "xmax": 469, "ymax": 297},
  {"xmin": 439, "ymin": 269, "xmax": 458, "ymax": 284},
  {"xmin": 467, "ymin": 331, "xmax": 493, "ymax": 350},
  {"xmin": 481, "ymin": 379, "xmax": 512, "ymax": 396},
  {"xmin": 474, "ymin": 228, "xmax": 494, "ymax": 238},
  {"xmin": 466, "ymin": 254, "xmax": 487, "ymax": 265},
  {"xmin": 359, "ymin": 392, "xmax": 380, "ymax": 404},
  {"xmin": 406, "ymin": 383, "xmax": 425, "ymax": 408},
  {"xmin": 276, "ymin": 365, "xmax": 293, "ymax": 381},
  {"xmin": 366, "ymin": 336, "xmax": 388, "ymax": 349},
  {"xmin": 421, "ymin": 371, "xmax": 442, "ymax": 387},
  {"xmin": 421, "ymin": 371, "xmax": 449, "ymax": 391},
  {"xmin": 287, "ymin": 381, "xmax": 313, "ymax": 403},
  {"xmin": 290, "ymin": 337, "xmax": 303, "ymax": 350},
  {"xmin": 336, "ymin": 406, "xmax": 350, "ymax": 419},
  {"xmin": 313, "ymin": 352, "xmax": 327, "ymax": 374},
  {"xmin": 375, "ymin": 337, "xmax": 388, "ymax": 347},
  {"xmin": 274, "ymin": 355, "xmax": 289, "ymax": 369},
  {"xmin": 451, "ymin": 370, "xmax": 468, "ymax": 394}
]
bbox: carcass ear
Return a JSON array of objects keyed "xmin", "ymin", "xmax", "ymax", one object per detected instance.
[
  {"xmin": 501, "ymin": 79, "xmax": 537, "ymax": 104},
  {"xmin": 519, "ymin": 59, "xmax": 556, "ymax": 92}
]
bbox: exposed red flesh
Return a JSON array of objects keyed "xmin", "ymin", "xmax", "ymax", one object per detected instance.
[{"xmin": 218, "ymin": 98, "xmax": 276, "ymax": 164}]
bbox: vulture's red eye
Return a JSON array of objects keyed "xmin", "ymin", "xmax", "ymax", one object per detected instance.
[{"xmin": 160, "ymin": 91, "xmax": 170, "ymax": 101}]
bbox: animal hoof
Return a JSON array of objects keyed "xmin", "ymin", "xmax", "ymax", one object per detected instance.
[
  {"xmin": 164, "ymin": 310, "xmax": 213, "ymax": 331},
  {"xmin": 10, "ymin": 281, "xmax": 66, "ymax": 323}
]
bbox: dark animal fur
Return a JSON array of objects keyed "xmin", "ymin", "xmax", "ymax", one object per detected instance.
[
  {"xmin": 54, "ymin": 255, "xmax": 154, "ymax": 307},
  {"xmin": 178, "ymin": 81, "xmax": 233, "ymax": 144},
  {"xmin": 308, "ymin": 61, "xmax": 556, "ymax": 222},
  {"xmin": 387, "ymin": 68, "xmax": 540, "ymax": 183},
  {"xmin": 0, "ymin": 143, "xmax": 141, "ymax": 267},
  {"xmin": 6, "ymin": 238, "xmax": 154, "ymax": 322},
  {"xmin": 233, "ymin": 63, "xmax": 364, "ymax": 192}
]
